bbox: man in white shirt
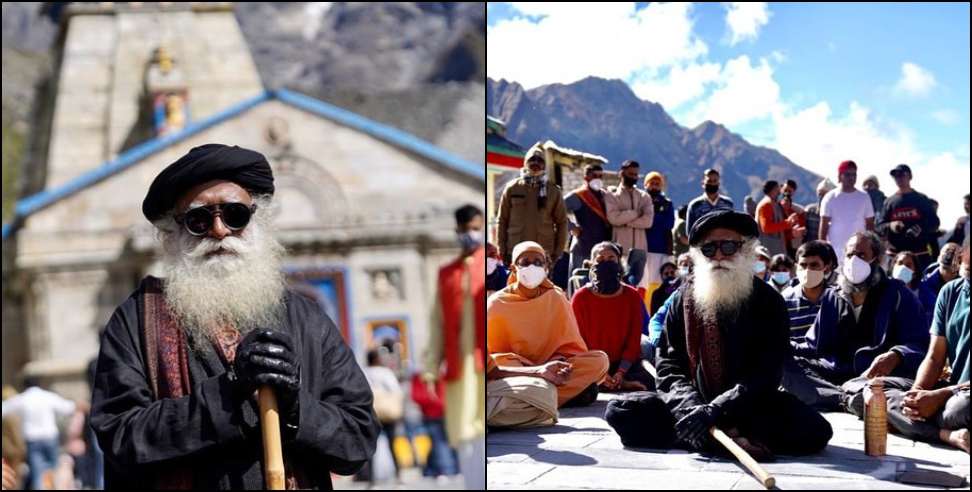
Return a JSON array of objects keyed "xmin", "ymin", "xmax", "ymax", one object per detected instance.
[
  {"xmin": 819, "ymin": 160, "xmax": 875, "ymax": 266},
  {"xmin": 1, "ymin": 378, "xmax": 76, "ymax": 490}
]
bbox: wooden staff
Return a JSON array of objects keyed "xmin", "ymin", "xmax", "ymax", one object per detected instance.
[
  {"xmin": 709, "ymin": 427, "xmax": 775, "ymax": 489},
  {"xmin": 259, "ymin": 386, "xmax": 286, "ymax": 489}
]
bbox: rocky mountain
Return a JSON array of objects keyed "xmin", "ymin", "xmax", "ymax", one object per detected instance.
[
  {"xmin": 234, "ymin": 2, "xmax": 484, "ymax": 91},
  {"xmin": 488, "ymin": 76, "xmax": 824, "ymax": 208},
  {"xmin": 1, "ymin": 2, "xmax": 485, "ymax": 220}
]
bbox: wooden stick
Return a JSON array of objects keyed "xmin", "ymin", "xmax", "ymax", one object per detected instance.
[
  {"xmin": 259, "ymin": 386, "xmax": 286, "ymax": 490},
  {"xmin": 709, "ymin": 427, "xmax": 775, "ymax": 489}
]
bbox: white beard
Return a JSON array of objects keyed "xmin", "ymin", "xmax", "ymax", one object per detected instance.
[
  {"xmin": 689, "ymin": 240, "xmax": 756, "ymax": 319},
  {"xmin": 157, "ymin": 197, "xmax": 286, "ymax": 350}
]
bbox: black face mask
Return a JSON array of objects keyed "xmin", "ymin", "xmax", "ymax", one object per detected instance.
[
  {"xmin": 622, "ymin": 176, "xmax": 638, "ymax": 187},
  {"xmin": 591, "ymin": 261, "xmax": 622, "ymax": 294},
  {"xmin": 648, "ymin": 189, "xmax": 661, "ymax": 197},
  {"xmin": 704, "ymin": 184, "xmax": 719, "ymax": 194}
]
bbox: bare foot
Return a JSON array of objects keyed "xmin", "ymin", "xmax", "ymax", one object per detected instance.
[{"xmin": 941, "ymin": 428, "xmax": 970, "ymax": 454}]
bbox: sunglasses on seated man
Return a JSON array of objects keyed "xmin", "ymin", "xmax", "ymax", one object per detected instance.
[{"xmin": 698, "ymin": 240, "xmax": 745, "ymax": 258}]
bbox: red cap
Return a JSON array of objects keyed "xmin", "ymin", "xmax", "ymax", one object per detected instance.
[{"xmin": 838, "ymin": 160, "xmax": 857, "ymax": 175}]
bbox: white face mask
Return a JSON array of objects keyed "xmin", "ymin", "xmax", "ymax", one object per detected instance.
[
  {"xmin": 798, "ymin": 268, "xmax": 825, "ymax": 289},
  {"xmin": 753, "ymin": 260, "xmax": 767, "ymax": 275},
  {"xmin": 589, "ymin": 179, "xmax": 603, "ymax": 191},
  {"xmin": 517, "ymin": 265, "xmax": 547, "ymax": 289},
  {"xmin": 678, "ymin": 267, "xmax": 691, "ymax": 278},
  {"xmin": 843, "ymin": 255, "xmax": 872, "ymax": 285},
  {"xmin": 487, "ymin": 258, "xmax": 498, "ymax": 275},
  {"xmin": 892, "ymin": 264, "xmax": 914, "ymax": 284}
]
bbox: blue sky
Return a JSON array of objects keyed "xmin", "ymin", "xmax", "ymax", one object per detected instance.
[{"xmin": 488, "ymin": 2, "xmax": 970, "ymax": 225}]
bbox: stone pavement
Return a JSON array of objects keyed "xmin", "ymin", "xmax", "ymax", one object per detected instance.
[{"xmin": 488, "ymin": 392, "xmax": 970, "ymax": 490}]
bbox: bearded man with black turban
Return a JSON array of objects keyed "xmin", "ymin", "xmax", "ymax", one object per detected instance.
[
  {"xmin": 90, "ymin": 144, "xmax": 379, "ymax": 489},
  {"xmin": 605, "ymin": 210, "xmax": 833, "ymax": 461}
]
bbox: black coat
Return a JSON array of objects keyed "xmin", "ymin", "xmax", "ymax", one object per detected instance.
[
  {"xmin": 656, "ymin": 277, "xmax": 790, "ymax": 422},
  {"xmin": 91, "ymin": 281, "xmax": 380, "ymax": 489}
]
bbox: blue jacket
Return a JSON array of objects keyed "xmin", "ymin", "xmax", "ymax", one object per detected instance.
[
  {"xmin": 793, "ymin": 278, "xmax": 929, "ymax": 379},
  {"xmin": 910, "ymin": 282, "xmax": 937, "ymax": 330},
  {"xmin": 645, "ymin": 192, "xmax": 675, "ymax": 254},
  {"xmin": 921, "ymin": 268, "xmax": 948, "ymax": 296},
  {"xmin": 646, "ymin": 293, "xmax": 674, "ymax": 345},
  {"xmin": 486, "ymin": 264, "xmax": 510, "ymax": 293},
  {"xmin": 685, "ymin": 194, "xmax": 734, "ymax": 236}
]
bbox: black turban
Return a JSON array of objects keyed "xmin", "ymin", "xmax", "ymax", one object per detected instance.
[
  {"xmin": 688, "ymin": 209, "xmax": 758, "ymax": 246},
  {"xmin": 604, "ymin": 392, "xmax": 675, "ymax": 449},
  {"xmin": 142, "ymin": 144, "xmax": 275, "ymax": 222}
]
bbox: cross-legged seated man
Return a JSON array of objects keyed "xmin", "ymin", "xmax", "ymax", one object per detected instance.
[{"xmin": 605, "ymin": 210, "xmax": 832, "ymax": 460}]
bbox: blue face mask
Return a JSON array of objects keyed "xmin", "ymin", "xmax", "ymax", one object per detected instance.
[
  {"xmin": 771, "ymin": 271, "xmax": 791, "ymax": 285},
  {"xmin": 893, "ymin": 264, "xmax": 914, "ymax": 285},
  {"xmin": 457, "ymin": 230, "xmax": 483, "ymax": 252}
]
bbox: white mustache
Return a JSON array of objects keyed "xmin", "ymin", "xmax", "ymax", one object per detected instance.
[
  {"xmin": 184, "ymin": 235, "xmax": 251, "ymax": 260},
  {"xmin": 700, "ymin": 257, "xmax": 746, "ymax": 272}
]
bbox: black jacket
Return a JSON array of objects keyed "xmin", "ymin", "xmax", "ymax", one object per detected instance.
[
  {"xmin": 91, "ymin": 279, "xmax": 380, "ymax": 489},
  {"xmin": 657, "ymin": 278, "xmax": 790, "ymax": 422}
]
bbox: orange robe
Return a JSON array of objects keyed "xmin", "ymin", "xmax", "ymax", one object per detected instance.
[{"xmin": 487, "ymin": 285, "xmax": 609, "ymax": 407}]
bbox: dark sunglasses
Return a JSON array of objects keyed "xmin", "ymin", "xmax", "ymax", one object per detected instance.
[
  {"xmin": 175, "ymin": 202, "xmax": 257, "ymax": 237},
  {"xmin": 699, "ymin": 240, "xmax": 744, "ymax": 258}
]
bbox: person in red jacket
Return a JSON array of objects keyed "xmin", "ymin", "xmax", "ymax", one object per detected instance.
[
  {"xmin": 410, "ymin": 375, "xmax": 458, "ymax": 478},
  {"xmin": 425, "ymin": 204, "xmax": 485, "ymax": 489},
  {"xmin": 756, "ymin": 180, "xmax": 798, "ymax": 256}
]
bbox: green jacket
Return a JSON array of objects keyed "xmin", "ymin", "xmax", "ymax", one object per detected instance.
[{"xmin": 497, "ymin": 178, "xmax": 568, "ymax": 264}]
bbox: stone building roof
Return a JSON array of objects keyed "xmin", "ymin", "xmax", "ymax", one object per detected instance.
[{"xmin": 2, "ymin": 88, "xmax": 483, "ymax": 239}]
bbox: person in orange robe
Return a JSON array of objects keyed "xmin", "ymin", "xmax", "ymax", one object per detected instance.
[{"xmin": 487, "ymin": 241, "xmax": 609, "ymax": 410}]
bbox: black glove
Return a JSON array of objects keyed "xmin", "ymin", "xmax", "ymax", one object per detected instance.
[
  {"xmin": 233, "ymin": 330, "xmax": 301, "ymax": 434},
  {"xmin": 674, "ymin": 404, "xmax": 721, "ymax": 451}
]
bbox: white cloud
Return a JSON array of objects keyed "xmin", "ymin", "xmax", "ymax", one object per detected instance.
[
  {"xmin": 769, "ymin": 100, "xmax": 968, "ymax": 226},
  {"xmin": 772, "ymin": 101, "xmax": 920, "ymax": 181},
  {"xmin": 919, "ymin": 152, "xmax": 971, "ymax": 227},
  {"xmin": 724, "ymin": 2, "xmax": 770, "ymax": 46},
  {"xmin": 488, "ymin": 3, "xmax": 967, "ymax": 225},
  {"xmin": 931, "ymin": 109, "xmax": 960, "ymax": 126},
  {"xmin": 681, "ymin": 55, "xmax": 782, "ymax": 127},
  {"xmin": 894, "ymin": 62, "xmax": 937, "ymax": 97},
  {"xmin": 630, "ymin": 62, "xmax": 722, "ymax": 111},
  {"xmin": 487, "ymin": 2, "xmax": 708, "ymax": 89}
]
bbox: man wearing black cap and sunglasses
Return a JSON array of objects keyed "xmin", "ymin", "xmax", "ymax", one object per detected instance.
[
  {"xmin": 877, "ymin": 163, "xmax": 940, "ymax": 274},
  {"xmin": 90, "ymin": 144, "xmax": 379, "ymax": 489},
  {"xmin": 605, "ymin": 209, "xmax": 832, "ymax": 461}
]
